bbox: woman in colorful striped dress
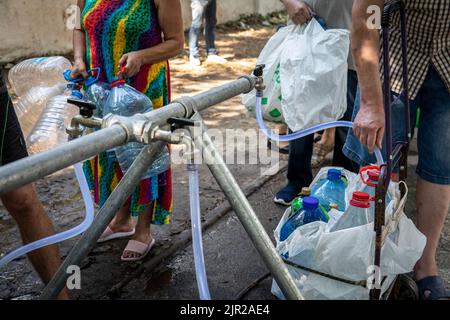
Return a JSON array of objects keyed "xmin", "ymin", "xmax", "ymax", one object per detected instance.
[{"xmin": 70, "ymin": 0, "xmax": 184, "ymax": 261}]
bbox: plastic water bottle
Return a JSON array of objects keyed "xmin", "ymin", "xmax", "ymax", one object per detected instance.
[
  {"xmin": 311, "ymin": 169, "xmax": 347, "ymax": 211},
  {"xmin": 8, "ymin": 57, "xmax": 72, "ymax": 97},
  {"xmin": 280, "ymin": 197, "xmax": 328, "ymax": 241},
  {"xmin": 363, "ymin": 170, "xmax": 392, "ymax": 207},
  {"xmin": 84, "ymin": 81, "xmax": 110, "ymax": 118},
  {"xmin": 290, "ymin": 187, "xmax": 311, "ymax": 217},
  {"xmin": 13, "ymin": 84, "xmax": 66, "ymax": 138},
  {"xmin": 26, "ymin": 84, "xmax": 82, "ymax": 154},
  {"xmin": 104, "ymin": 75, "xmax": 170, "ymax": 178},
  {"xmin": 330, "ymin": 192, "xmax": 371, "ymax": 232}
]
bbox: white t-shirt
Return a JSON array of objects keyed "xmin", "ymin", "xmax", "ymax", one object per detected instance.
[{"xmin": 302, "ymin": 0, "xmax": 355, "ymax": 70}]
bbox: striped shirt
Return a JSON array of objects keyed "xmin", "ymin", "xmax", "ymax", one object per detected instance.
[{"xmin": 388, "ymin": 0, "xmax": 450, "ymax": 99}]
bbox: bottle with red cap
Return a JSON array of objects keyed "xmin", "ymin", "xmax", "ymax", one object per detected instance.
[
  {"xmin": 362, "ymin": 169, "xmax": 392, "ymax": 208},
  {"xmin": 103, "ymin": 68, "xmax": 170, "ymax": 178},
  {"xmin": 329, "ymin": 191, "xmax": 372, "ymax": 232}
]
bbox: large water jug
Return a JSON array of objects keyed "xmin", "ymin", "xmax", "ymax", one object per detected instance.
[
  {"xmin": 104, "ymin": 74, "xmax": 170, "ymax": 178},
  {"xmin": 13, "ymin": 84, "xmax": 66, "ymax": 138},
  {"xmin": 26, "ymin": 84, "xmax": 82, "ymax": 154},
  {"xmin": 280, "ymin": 196, "xmax": 328, "ymax": 241},
  {"xmin": 311, "ymin": 168, "xmax": 347, "ymax": 211},
  {"xmin": 8, "ymin": 57, "xmax": 72, "ymax": 97}
]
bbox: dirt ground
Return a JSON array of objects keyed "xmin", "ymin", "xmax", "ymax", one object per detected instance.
[{"xmin": 0, "ymin": 14, "xmax": 449, "ymax": 300}]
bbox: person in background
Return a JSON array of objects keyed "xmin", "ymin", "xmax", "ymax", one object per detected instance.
[
  {"xmin": 71, "ymin": 0, "xmax": 184, "ymax": 262},
  {"xmin": 189, "ymin": 0, "xmax": 228, "ymax": 66},
  {"xmin": 274, "ymin": 0, "xmax": 359, "ymax": 206},
  {"xmin": 347, "ymin": 0, "xmax": 450, "ymax": 300},
  {"xmin": 0, "ymin": 70, "xmax": 69, "ymax": 299}
]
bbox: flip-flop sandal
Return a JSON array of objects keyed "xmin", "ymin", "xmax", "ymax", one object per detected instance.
[
  {"xmin": 97, "ymin": 226, "xmax": 135, "ymax": 243},
  {"xmin": 311, "ymin": 143, "xmax": 333, "ymax": 168},
  {"xmin": 121, "ymin": 239, "xmax": 156, "ymax": 262},
  {"xmin": 416, "ymin": 276, "xmax": 450, "ymax": 300}
]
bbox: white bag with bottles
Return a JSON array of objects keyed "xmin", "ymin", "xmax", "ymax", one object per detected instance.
[
  {"xmin": 280, "ymin": 18, "xmax": 350, "ymax": 132},
  {"xmin": 272, "ymin": 182, "xmax": 427, "ymax": 300}
]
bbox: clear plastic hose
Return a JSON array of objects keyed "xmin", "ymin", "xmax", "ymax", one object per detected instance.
[
  {"xmin": 0, "ymin": 162, "xmax": 95, "ymax": 269},
  {"xmin": 187, "ymin": 163, "xmax": 211, "ymax": 300},
  {"xmin": 255, "ymin": 95, "xmax": 385, "ymax": 165}
]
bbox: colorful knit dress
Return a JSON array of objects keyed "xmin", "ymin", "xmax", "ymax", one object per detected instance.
[{"xmin": 81, "ymin": 0, "xmax": 172, "ymax": 224}]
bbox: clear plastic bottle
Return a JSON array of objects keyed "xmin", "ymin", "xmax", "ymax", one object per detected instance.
[
  {"xmin": 311, "ymin": 169, "xmax": 347, "ymax": 211},
  {"xmin": 84, "ymin": 82, "xmax": 110, "ymax": 118},
  {"xmin": 280, "ymin": 196, "xmax": 328, "ymax": 241},
  {"xmin": 14, "ymin": 84, "xmax": 66, "ymax": 138},
  {"xmin": 26, "ymin": 84, "xmax": 82, "ymax": 154},
  {"xmin": 8, "ymin": 57, "xmax": 72, "ymax": 97},
  {"xmin": 104, "ymin": 77, "xmax": 170, "ymax": 178},
  {"xmin": 330, "ymin": 192, "xmax": 371, "ymax": 232},
  {"xmin": 363, "ymin": 170, "xmax": 392, "ymax": 207}
]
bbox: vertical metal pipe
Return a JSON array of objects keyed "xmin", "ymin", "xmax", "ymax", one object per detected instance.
[
  {"xmin": 39, "ymin": 142, "xmax": 167, "ymax": 300},
  {"xmin": 190, "ymin": 119, "xmax": 304, "ymax": 300}
]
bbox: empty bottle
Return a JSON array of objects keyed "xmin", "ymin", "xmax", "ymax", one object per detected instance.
[
  {"xmin": 27, "ymin": 84, "xmax": 82, "ymax": 154},
  {"xmin": 311, "ymin": 168, "xmax": 347, "ymax": 211},
  {"xmin": 363, "ymin": 170, "xmax": 392, "ymax": 207},
  {"xmin": 13, "ymin": 84, "xmax": 66, "ymax": 138},
  {"xmin": 290, "ymin": 187, "xmax": 311, "ymax": 216},
  {"xmin": 280, "ymin": 196, "xmax": 328, "ymax": 241},
  {"xmin": 84, "ymin": 81, "xmax": 110, "ymax": 118},
  {"xmin": 330, "ymin": 192, "xmax": 371, "ymax": 232},
  {"xmin": 104, "ymin": 76, "xmax": 170, "ymax": 178},
  {"xmin": 8, "ymin": 57, "xmax": 72, "ymax": 97}
]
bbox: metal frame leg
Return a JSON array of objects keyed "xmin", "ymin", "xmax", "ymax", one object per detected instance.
[
  {"xmin": 39, "ymin": 142, "xmax": 167, "ymax": 300},
  {"xmin": 189, "ymin": 114, "xmax": 304, "ymax": 300}
]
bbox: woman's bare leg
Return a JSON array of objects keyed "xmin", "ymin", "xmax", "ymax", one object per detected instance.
[
  {"xmin": 122, "ymin": 204, "xmax": 154, "ymax": 259},
  {"xmin": 108, "ymin": 205, "xmax": 134, "ymax": 233}
]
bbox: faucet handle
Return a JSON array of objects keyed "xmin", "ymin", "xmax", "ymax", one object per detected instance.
[{"xmin": 67, "ymin": 98, "xmax": 96, "ymax": 118}]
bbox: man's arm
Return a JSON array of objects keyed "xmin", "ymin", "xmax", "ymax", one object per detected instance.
[
  {"xmin": 280, "ymin": 0, "xmax": 313, "ymax": 25},
  {"xmin": 352, "ymin": 0, "xmax": 385, "ymax": 153}
]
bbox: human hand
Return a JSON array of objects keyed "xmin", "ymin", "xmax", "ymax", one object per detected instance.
[
  {"xmin": 353, "ymin": 101, "xmax": 385, "ymax": 154},
  {"xmin": 119, "ymin": 51, "xmax": 143, "ymax": 77},
  {"xmin": 282, "ymin": 0, "xmax": 313, "ymax": 25},
  {"xmin": 71, "ymin": 58, "xmax": 89, "ymax": 79}
]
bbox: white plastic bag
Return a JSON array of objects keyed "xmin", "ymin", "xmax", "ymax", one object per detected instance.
[
  {"xmin": 242, "ymin": 24, "xmax": 303, "ymax": 123},
  {"xmin": 280, "ymin": 18, "xmax": 349, "ymax": 132},
  {"xmin": 272, "ymin": 180, "xmax": 426, "ymax": 300}
]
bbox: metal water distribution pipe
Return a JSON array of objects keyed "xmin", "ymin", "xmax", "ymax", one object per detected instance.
[{"xmin": 0, "ymin": 74, "xmax": 302, "ymax": 300}]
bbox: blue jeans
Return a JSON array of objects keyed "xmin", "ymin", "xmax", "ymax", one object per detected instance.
[
  {"xmin": 343, "ymin": 65, "xmax": 450, "ymax": 185},
  {"xmin": 287, "ymin": 70, "xmax": 359, "ymax": 186},
  {"xmin": 189, "ymin": 0, "xmax": 217, "ymax": 58}
]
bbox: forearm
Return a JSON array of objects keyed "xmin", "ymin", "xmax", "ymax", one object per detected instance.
[
  {"xmin": 352, "ymin": 0, "xmax": 384, "ymax": 110},
  {"xmin": 73, "ymin": 29, "xmax": 86, "ymax": 63},
  {"xmin": 136, "ymin": 39, "xmax": 183, "ymax": 65}
]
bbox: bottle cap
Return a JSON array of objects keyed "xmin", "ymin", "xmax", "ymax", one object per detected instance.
[
  {"xmin": 350, "ymin": 191, "xmax": 370, "ymax": 208},
  {"xmin": 303, "ymin": 196, "xmax": 319, "ymax": 210},
  {"xmin": 301, "ymin": 187, "xmax": 311, "ymax": 196},
  {"xmin": 291, "ymin": 198, "xmax": 302, "ymax": 212},
  {"xmin": 327, "ymin": 169, "xmax": 342, "ymax": 181},
  {"xmin": 329, "ymin": 203, "xmax": 339, "ymax": 210},
  {"xmin": 367, "ymin": 171, "xmax": 380, "ymax": 182}
]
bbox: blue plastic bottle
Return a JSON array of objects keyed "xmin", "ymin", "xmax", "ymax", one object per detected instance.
[
  {"xmin": 311, "ymin": 169, "xmax": 347, "ymax": 211},
  {"xmin": 279, "ymin": 197, "xmax": 328, "ymax": 241}
]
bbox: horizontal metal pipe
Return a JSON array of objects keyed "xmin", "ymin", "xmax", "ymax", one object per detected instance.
[
  {"xmin": 0, "ymin": 125, "xmax": 126, "ymax": 195},
  {"xmin": 0, "ymin": 77, "xmax": 255, "ymax": 194},
  {"xmin": 40, "ymin": 142, "xmax": 166, "ymax": 300}
]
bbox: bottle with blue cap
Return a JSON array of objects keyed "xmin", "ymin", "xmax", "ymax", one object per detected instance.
[
  {"xmin": 26, "ymin": 79, "xmax": 84, "ymax": 154},
  {"xmin": 279, "ymin": 196, "xmax": 328, "ymax": 241},
  {"xmin": 310, "ymin": 168, "xmax": 347, "ymax": 212}
]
